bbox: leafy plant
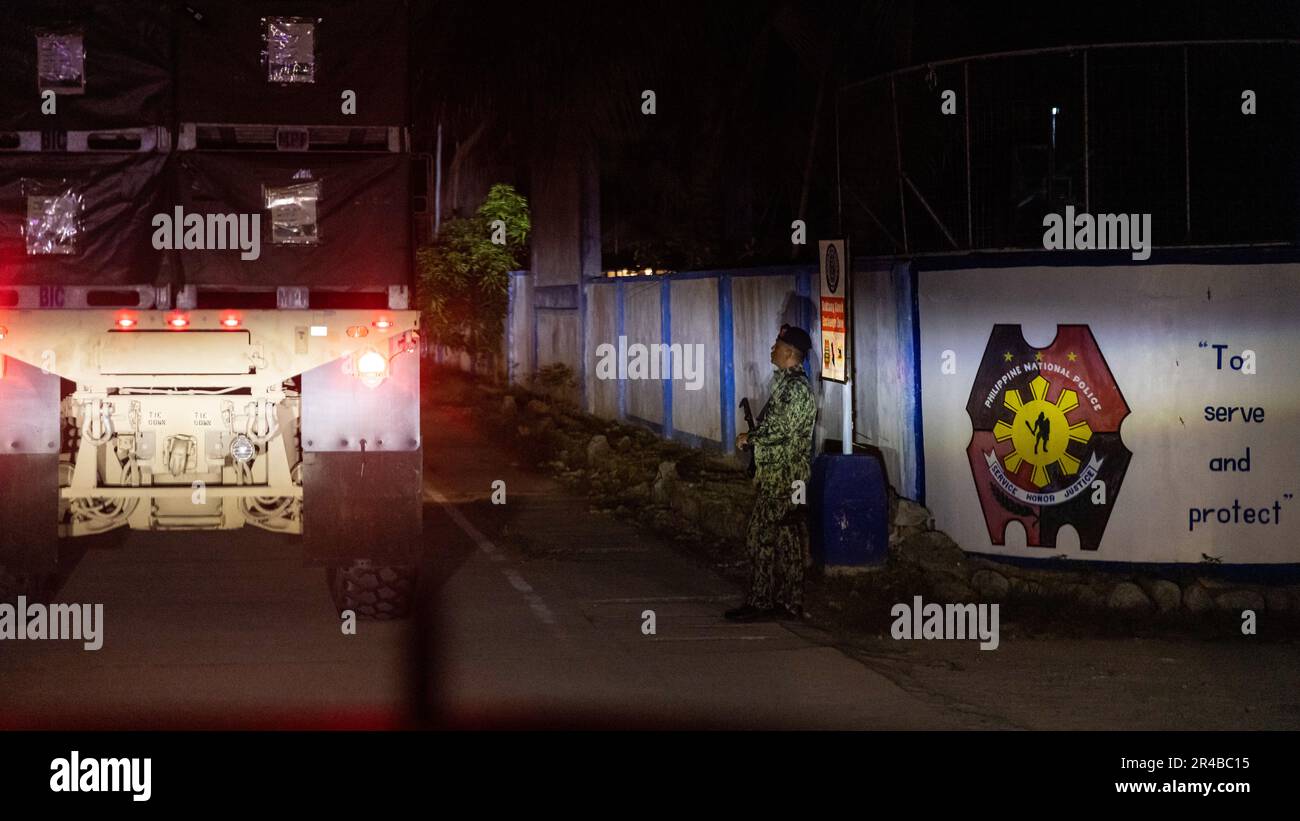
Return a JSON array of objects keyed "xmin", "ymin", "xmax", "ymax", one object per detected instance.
[
  {"xmin": 416, "ymin": 183, "xmax": 530, "ymax": 357},
  {"xmin": 535, "ymin": 363, "xmax": 577, "ymax": 393}
]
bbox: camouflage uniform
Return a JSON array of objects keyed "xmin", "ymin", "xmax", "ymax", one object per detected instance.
[{"xmin": 744, "ymin": 364, "xmax": 816, "ymax": 610}]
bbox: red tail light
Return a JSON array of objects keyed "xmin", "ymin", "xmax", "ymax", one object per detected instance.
[
  {"xmin": 167, "ymin": 314, "xmax": 190, "ymax": 329},
  {"xmin": 116, "ymin": 315, "xmax": 137, "ymax": 329},
  {"xmin": 220, "ymin": 314, "xmax": 241, "ymax": 329},
  {"xmin": 372, "ymin": 317, "xmax": 393, "ymax": 330}
]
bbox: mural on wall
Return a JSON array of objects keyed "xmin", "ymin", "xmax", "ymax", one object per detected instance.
[
  {"xmin": 922, "ymin": 263, "xmax": 1300, "ymax": 566},
  {"xmin": 964, "ymin": 324, "xmax": 1132, "ymax": 551}
]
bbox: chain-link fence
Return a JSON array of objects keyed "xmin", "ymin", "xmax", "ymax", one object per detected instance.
[{"xmin": 837, "ymin": 41, "xmax": 1300, "ymax": 254}]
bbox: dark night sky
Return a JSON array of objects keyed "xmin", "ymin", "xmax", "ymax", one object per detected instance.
[{"xmin": 416, "ymin": 0, "xmax": 1300, "ymax": 268}]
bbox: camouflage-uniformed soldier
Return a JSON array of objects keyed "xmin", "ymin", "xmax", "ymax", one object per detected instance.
[{"xmin": 726, "ymin": 324, "xmax": 817, "ymax": 622}]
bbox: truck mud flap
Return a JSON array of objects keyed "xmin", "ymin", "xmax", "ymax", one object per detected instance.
[
  {"xmin": 0, "ymin": 357, "xmax": 60, "ymax": 574},
  {"xmin": 300, "ymin": 346, "xmax": 421, "ymax": 565},
  {"xmin": 302, "ymin": 450, "xmax": 422, "ymax": 565}
]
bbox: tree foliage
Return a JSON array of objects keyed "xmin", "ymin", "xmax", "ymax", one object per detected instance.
[{"xmin": 416, "ymin": 183, "xmax": 529, "ymax": 357}]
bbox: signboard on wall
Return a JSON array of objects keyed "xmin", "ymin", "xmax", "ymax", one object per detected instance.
[
  {"xmin": 819, "ymin": 239, "xmax": 850, "ymax": 382},
  {"xmin": 919, "ymin": 262, "xmax": 1299, "ymax": 566}
]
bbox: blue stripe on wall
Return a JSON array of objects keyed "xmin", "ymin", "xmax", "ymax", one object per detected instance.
[
  {"xmin": 530, "ymin": 301, "xmax": 538, "ymax": 377},
  {"xmin": 661, "ymin": 277, "xmax": 674, "ymax": 440},
  {"xmin": 718, "ymin": 274, "xmax": 736, "ymax": 451},
  {"xmin": 907, "ymin": 260, "xmax": 925, "ymax": 506},
  {"xmin": 506, "ymin": 274, "xmax": 516, "ymax": 384}
]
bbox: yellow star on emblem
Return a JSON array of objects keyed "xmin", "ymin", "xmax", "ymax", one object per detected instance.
[
  {"xmin": 1034, "ymin": 351, "xmax": 1044, "ymax": 362},
  {"xmin": 1003, "ymin": 352, "xmax": 1013, "ymax": 362},
  {"xmin": 1067, "ymin": 351, "xmax": 1078, "ymax": 362}
]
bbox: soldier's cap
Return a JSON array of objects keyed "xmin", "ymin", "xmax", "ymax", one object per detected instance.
[{"xmin": 777, "ymin": 324, "xmax": 813, "ymax": 355}]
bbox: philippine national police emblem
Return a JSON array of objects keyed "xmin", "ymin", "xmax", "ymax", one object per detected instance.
[
  {"xmin": 964, "ymin": 324, "xmax": 1132, "ymax": 551},
  {"xmin": 824, "ymin": 243, "xmax": 840, "ymax": 294}
]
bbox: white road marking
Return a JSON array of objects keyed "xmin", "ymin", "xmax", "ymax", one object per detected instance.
[
  {"xmin": 502, "ymin": 569, "xmax": 533, "ymax": 593},
  {"xmin": 542, "ymin": 547, "xmax": 650, "ymax": 554},
  {"xmin": 647, "ymin": 636, "xmax": 771, "ymax": 642},
  {"xmin": 588, "ymin": 595, "xmax": 736, "ymax": 604},
  {"xmin": 427, "ymin": 486, "xmax": 561, "ymax": 634}
]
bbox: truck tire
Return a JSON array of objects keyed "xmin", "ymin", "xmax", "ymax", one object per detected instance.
[{"xmin": 327, "ymin": 562, "xmax": 416, "ymax": 620}]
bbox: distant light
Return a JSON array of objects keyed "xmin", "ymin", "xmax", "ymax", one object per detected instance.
[
  {"xmin": 310, "ymin": 325, "xmax": 328, "ymax": 337},
  {"xmin": 1051, "ymin": 107, "xmax": 1059, "ymax": 115}
]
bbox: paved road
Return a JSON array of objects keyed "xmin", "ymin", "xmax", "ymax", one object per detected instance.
[
  {"xmin": 0, "ymin": 394, "xmax": 991, "ymax": 730},
  {"xmin": 3, "ymin": 390, "xmax": 1297, "ymax": 730}
]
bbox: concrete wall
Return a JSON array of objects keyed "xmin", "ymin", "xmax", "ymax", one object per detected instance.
[
  {"xmin": 537, "ymin": 306, "xmax": 581, "ymax": 384},
  {"xmin": 670, "ymin": 277, "xmax": 721, "ymax": 442},
  {"xmin": 530, "ymin": 145, "xmax": 582, "ymax": 289},
  {"xmin": 518, "ymin": 134, "xmax": 599, "ymax": 400},
  {"xmin": 585, "ymin": 282, "xmax": 618, "ymax": 418},
  {"xmin": 581, "ymin": 267, "xmax": 817, "ymax": 452},
  {"xmin": 623, "ymin": 279, "xmax": 663, "ymax": 425},
  {"xmin": 510, "ymin": 261, "xmax": 925, "ymax": 500},
  {"xmin": 918, "ymin": 258, "xmax": 1300, "ymax": 566},
  {"xmin": 732, "ymin": 274, "xmax": 804, "ymax": 421},
  {"xmin": 506, "ymin": 270, "xmax": 532, "ymax": 383},
  {"xmin": 854, "ymin": 261, "xmax": 921, "ymax": 499}
]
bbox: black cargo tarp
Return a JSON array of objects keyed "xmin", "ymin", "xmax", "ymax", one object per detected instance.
[
  {"xmin": 176, "ymin": 0, "xmax": 407, "ymax": 126},
  {"xmin": 176, "ymin": 152, "xmax": 409, "ymax": 287},
  {"xmin": 0, "ymin": 1, "xmax": 170, "ymax": 131},
  {"xmin": 0, "ymin": 152, "xmax": 168, "ymax": 286}
]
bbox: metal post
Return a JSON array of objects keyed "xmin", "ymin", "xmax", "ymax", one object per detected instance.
[
  {"xmin": 661, "ymin": 277, "xmax": 673, "ymax": 441},
  {"xmin": 835, "ymin": 91, "xmax": 843, "ymax": 235},
  {"xmin": 891, "ymin": 76, "xmax": 908, "ymax": 253},
  {"xmin": 718, "ymin": 275, "xmax": 736, "ymax": 452},
  {"xmin": 841, "ymin": 378, "xmax": 853, "ymax": 455},
  {"xmin": 964, "ymin": 61, "xmax": 973, "ymax": 247},
  {"xmin": 433, "ymin": 122, "xmax": 442, "ymax": 238},
  {"xmin": 1083, "ymin": 49, "xmax": 1090, "ymax": 212},
  {"xmin": 1183, "ymin": 45, "xmax": 1191, "ymax": 239}
]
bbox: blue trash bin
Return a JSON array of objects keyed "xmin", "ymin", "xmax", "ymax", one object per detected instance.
[{"xmin": 809, "ymin": 453, "xmax": 889, "ymax": 566}]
